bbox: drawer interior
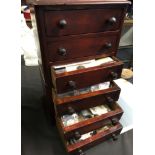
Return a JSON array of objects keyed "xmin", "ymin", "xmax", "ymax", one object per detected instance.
[
  {"xmin": 54, "ymin": 80, "xmax": 123, "ymax": 139},
  {"xmin": 59, "ymin": 101, "xmax": 123, "ymax": 129},
  {"xmin": 51, "ymin": 56, "xmax": 123, "ymax": 94},
  {"xmin": 51, "ymin": 56, "xmax": 121, "ymax": 75},
  {"xmin": 60, "ymin": 122, "xmax": 123, "ymax": 154},
  {"xmin": 56, "ymin": 101, "xmax": 123, "ymax": 141},
  {"xmin": 54, "ymin": 80, "xmax": 117, "ymax": 99},
  {"xmin": 53, "ymin": 81, "xmax": 121, "ymax": 115}
]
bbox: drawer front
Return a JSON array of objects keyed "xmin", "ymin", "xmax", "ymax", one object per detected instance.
[
  {"xmin": 47, "ymin": 32, "xmax": 119, "ymax": 62},
  {"xmin": 57, "ymin": 121, "xmax": 123, "ymax": 155},
  {"xmin": 62, "ymin": 112, "xmax": 123, "ymax": 140},
  {"xmin": 67, "ymin": 123, "xmax": 123, "ymax": 154},
  {"xmin": 52, "ymin": 59, "xmax": 123, "ymax": 94},
  {"xmin": 54, "ymin": 81, "xmax": 121, "ymax": 116},
  {"xmin": 44, "ymin": 8, "xmax": 124, "ymax": 37},
  {"xmin": 60, "ymin": 103, "xmax": 123, "ymax": 139}
]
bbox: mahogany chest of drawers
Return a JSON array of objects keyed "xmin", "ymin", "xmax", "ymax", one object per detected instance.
[{"xmin": 28, "ymin": 0, "xmax": 130, "ymax": 154}]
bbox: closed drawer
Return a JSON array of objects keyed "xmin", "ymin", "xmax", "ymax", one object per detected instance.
[
  {"xmin": 57, "ymin": 119, "xmax": 123, "ymax": 155},
  {"xmin": 51, "ymin": 57, "xmax": 123, "ymax": 94},
  {"xmin": 47, "ymin": 31, "xmax": 119, "ymax": 63},
  {"xmin": 53, "ymin": 81, "xmax": 121, "ymax": 116},
  {"xmin": 44, "ymin": 8, "xmax": 124, "ymax": 37}
]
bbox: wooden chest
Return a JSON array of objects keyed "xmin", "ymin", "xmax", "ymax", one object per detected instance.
[{"xmin": 28, "ymin": 0, "xmax": 130, "ymax": 154}]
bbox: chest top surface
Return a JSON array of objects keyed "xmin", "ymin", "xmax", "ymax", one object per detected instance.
[{"xmin": 27, "ymin": 0, "xmax": 130, "ymax": 5}]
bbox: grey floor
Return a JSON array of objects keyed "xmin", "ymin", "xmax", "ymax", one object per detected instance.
[{"xmin": 21, "ymin": 48, "xmax": 133, "ymax": 155}]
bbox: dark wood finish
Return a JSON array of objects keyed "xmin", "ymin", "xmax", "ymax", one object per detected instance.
[
  {"xmin": 29, "ymin": 2, "xmax": 128, "ymax": 125},
  {"xmin": 46, "ymin": 31, "xmax": 119, "ymax": 62},
  {"xmin": 51, "ymin": 57, "xmax": 123, "ymax": 94},
  {"xmin": 56, "ymin": 116, "xmax": 122, "ymax": 154},
  {"xmin": 53, "ymin": 81, "xmax": 121, "ymax": 115},
  {"xmin": 30, "ymin": 7, "xmax": 54, "ymax": 89},
  {"xmin": 64, "ymin": 122, "xmax": 123, "ymax": 154},
  {"xmin": 58, "ymin": 102, "xmax": 123, "ymax": 140},
  {"xmin": 44, "ymin": 8, "xmax": 123, "ymax": 37},
  {"xmin": 30, "ymin": 7, "xmax": 56, "ymax": 118},
  {"xmin": 28, "ymin": 1, "xmax": 129, "ymax": 153},
  {"xmin": 27, "ymin": 0, "xmax": 131, "ymax": 5}
]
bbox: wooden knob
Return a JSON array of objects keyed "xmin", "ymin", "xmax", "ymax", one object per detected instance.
[
  {"xmin": 74, "ymin": 131, "xmax": 81, "ymax": 140},
  {"xmin": 112, "ymin": 133, "xmax": 118, "ymax": 141},
  {"xmin": 110, "ymin": 72, "xmax": 118, "ymax": 80},
  {"xmin": 91, "ymin": 130, "xmax": 97, "ymax": 135},
  {"xmin": 111, "ymin": 118, "xmax": 118, "ymax": 125},
  {"xmin": 68, "ymin": 106, "xmax": 75, "ymax": 114},
  {"xmin": 78, "ymin": 149, "xmax": 85, "ymax": 155},
  {"xmin": 68, "ymin": 81, "xmax": 76, "ymax": 89},
  {"xmin": 105, "ymin": 43, "xmax": 112, "ymax": 49},
  {"xmin": 58, "ymin": 48, "xmax": 67, "ymax": 56},
  {"xmin": 59, "ymin": 19, "xmax": 67, "ymax": 28},
  {"xmin": 108, "ymin": 17, "xmax": 117, "ymax": 24},
  {"xmin": 106, "ymin": 96, "xmax": 114, "ymax": 103}
]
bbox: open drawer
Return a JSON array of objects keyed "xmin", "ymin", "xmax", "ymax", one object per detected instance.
[
  {"xmin": 51, "ymin": 56, "xmax": 123, "ymax": 94},
  {"xmin": 56, "ymin": 100, "xmax": 123, "ymax": 140},
  {"xmin": 53, "ymin": 81, "xmax": 121, "ymax": 116},
  {"xmin": 57, "ymin": 119, "xmax": 123, "ymax": 155}
]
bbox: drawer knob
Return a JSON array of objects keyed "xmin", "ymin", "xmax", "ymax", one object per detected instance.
[
  {"xmin": 58, "ymin": 48, "xmax": 67, "ymax": 56},
  {"xmin": 68, "ymin": 80, "xmax": 76, "ymax": 89},
  {"xmin": 111, "ymin": 118, "xmax": 118, "ymax": 125},
  {"xmin": 112, "ymin": 133, "xmax": 118, "ymax": 141},
  {"xmin": 106, "ymin": 96, "xmax": 114, "ymax": 103},
  {"xmin": 110, "ymin": 72, "xmax": 118, "ymax": 80},
  {"xmin": 59, "ymin": 19, "xmax": 67, "ymax": 28},
  {"xmin": 68, "ymin": 106, "xmax": 75, "ymax": 114},
  {"xmin": 78, "ymin": 149, "xmax": 85, "ymax": 155},
  {"xmin": 74, "ymin": 131, "xmax": 81, "ymax": 140},
  {"xmin": 105, "ymin": 43, "xmax": 112, "ymax": 49},
  {"xmin": 108, "ymin": 17, "xmax": 117, "ymax": 24}
]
